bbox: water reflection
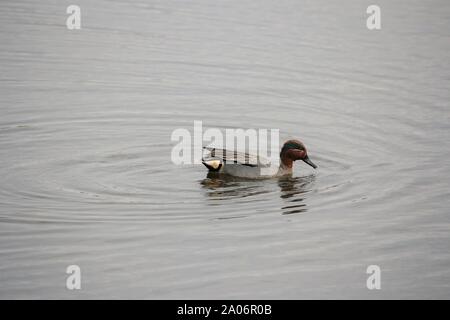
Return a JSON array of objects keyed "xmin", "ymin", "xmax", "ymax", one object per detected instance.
[
  {"xmin": 200, "ymin": 172, "xmax": 272, "ymax": 201},
  {"xmin": 200, "ymin": 173, "xmax": 315, "ymax": 215},
  {"xmin": 278, "ymin": 175, "xmax": 315, "ymax": 215}
]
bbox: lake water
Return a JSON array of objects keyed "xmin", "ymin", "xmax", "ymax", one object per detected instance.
[{"xmin": 1, "ymin": 0, "xmax": 449, "ymax": 299}]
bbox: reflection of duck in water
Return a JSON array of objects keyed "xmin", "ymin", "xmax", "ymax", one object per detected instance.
[
  {"xmin": 202, "ymin": 140, "xmax": 317, "ymax": 178},
  {"xmin": 200, "ymin": 173, "xmax": 315, "ymax": 215},
  {"xmin": 200, "ymin": 172, "xmax": 271, "ymax": 200},
  {"xmin": 278, "ymin": 175, "xmax": 315, "ymax": 215}
]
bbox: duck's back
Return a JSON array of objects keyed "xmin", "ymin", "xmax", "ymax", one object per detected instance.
[{"xmin": 202, "ymin": 147, "xmax": 280, "ymax": 178}]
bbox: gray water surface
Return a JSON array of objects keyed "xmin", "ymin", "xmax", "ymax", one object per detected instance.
[{"xmin": 1, "ymin": 0, "xmax": 450, "ymax": 299}]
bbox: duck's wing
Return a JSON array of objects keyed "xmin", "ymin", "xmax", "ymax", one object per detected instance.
[{"xmin": 203, "ymin": 147, "xmax": 269, "ymax": 167}]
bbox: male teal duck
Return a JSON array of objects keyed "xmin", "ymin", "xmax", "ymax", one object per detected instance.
[{"xmin": 202, "ymin": 139, "xmax": 317, "ymax": 178}]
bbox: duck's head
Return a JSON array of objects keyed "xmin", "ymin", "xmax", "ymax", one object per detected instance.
[{"xmin": 280, "ymin": 139, "xmax": 317, "ymax": 169}]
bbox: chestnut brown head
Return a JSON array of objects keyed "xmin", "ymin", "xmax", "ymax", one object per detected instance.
[{"xmin": 280, "ymin": 139, "xmax": 317, "ymax": 169}]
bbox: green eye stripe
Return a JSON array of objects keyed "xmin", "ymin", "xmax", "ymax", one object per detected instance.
[{"xmin": 284, "ymin": 142, "xmax": 303, "ymax": 150}]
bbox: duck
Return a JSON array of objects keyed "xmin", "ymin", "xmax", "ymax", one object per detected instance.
[{"xmin": 202, "ymin": 139, "xmax": 317, "ymax": 178}]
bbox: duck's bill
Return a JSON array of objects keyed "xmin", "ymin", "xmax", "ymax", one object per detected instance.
[{"xmin": 303, "ymin": 157, "xmax": 317, "ymax": 169}]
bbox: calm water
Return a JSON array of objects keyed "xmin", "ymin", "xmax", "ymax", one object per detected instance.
[{"xmin": 1, "ymin": 0, "xmax": 449, "ymax": 299}]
